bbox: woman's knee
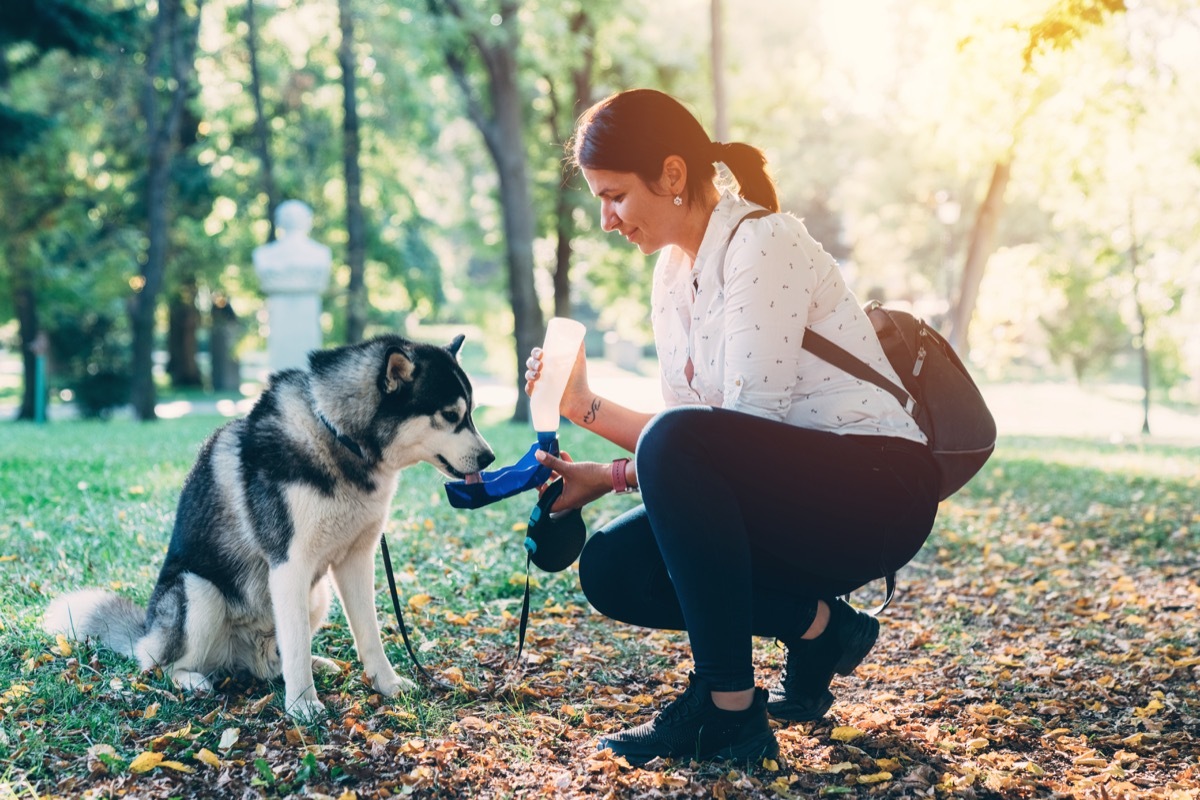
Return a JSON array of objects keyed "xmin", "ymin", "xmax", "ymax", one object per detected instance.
[
  {"xmin": 577, "ymin": 531, "xmax": 627, "ymax": 621},
  {"xmin": 635, "ymin": 407, "xmax": 709, "ymax": 477}
]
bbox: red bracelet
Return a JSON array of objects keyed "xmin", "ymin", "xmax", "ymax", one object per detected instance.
[{"xmin": 611, "ymin": 457, "xmax": 634, "ymax": 494}]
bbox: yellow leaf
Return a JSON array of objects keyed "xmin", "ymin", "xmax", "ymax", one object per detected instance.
[
  {"xmin": 875, "ymin": 757, "xmax": 902, "ymax": 771},
  {"xmin": 128, "ymin": 485, "xmax": 145, "ymax": 495},
  {"xmin": 159, "ymin": 760, "xmax": 194, "ymax": 774},
  {"xmin": 1134, "ymin": 698, "xmax": 1164, "ymax": 717},
  {"xmin": 55, "ymin": 634, "xmax": 72, "ymax": 657},
  {"xmin": 823, "ymin": 762, "xmax": 856, "ymax": 774},
  {"xmin": 858, "ymin": 771, "xmax": 893, "ymax": 785},
  {"xmin": 1023, "ymin": 761, "xmax": 1046, "ymax": 776},
  {"xmin": 218, "ymin": 727, "xmax": 240, "ymax": 751},
  {"xmin": 830, "ymin": 726, "xmax": 864, "ymax": 743},
  {"xmin": 762, "ymin": 758, "xmax": 780, "ymax": 771},
  {"xmin": 194, "ymin": 749, "xmax": 221, "ymax": 769},
  {"xmin": 129, "ymin": 752, "xmax": 164, "ymax": 773},
  {"xmin": 249, "ymin": 693, "xmax": 275, "ymax": 715},
  {"xmin": 1121, "ymin": 733, "xmax": 1146, "ymax": 747},
  {"xmin": 338, "ymin": 792, "xmax": 358, "ymax": 800},
  {"xmin": 143, "ymin": 702, "xmax": 159, "ymax": 720},
  {"xmin": 408, "ymin": 593, "xmax": 432, "ymax": 610},
  {"xmin": 629, "ymin": 694, "xmax": 655, "ymax": 706},
  {"xmin": 560, "ymin": 705, "xmax": 578, "ymax": 717},
  {"xmin": 0, "ymin": 555, "xmax": 17, "ymax": 563},
  {"xmin": 966, "ymin": 737, "xmax": 990, "ymax": 751}
]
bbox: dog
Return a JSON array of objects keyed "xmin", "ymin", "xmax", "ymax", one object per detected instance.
[{"xmin": 44, "ymin": 334, "xmax": 495, "ymax": 720}]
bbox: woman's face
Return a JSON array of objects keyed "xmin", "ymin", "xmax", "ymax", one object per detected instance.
[{"xmin": 582, "ymin": 167, "xmax": 677, "ymax": 255}]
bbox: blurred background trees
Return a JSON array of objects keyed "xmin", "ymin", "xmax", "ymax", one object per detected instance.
[{"xmin": 0, "ymin": 0, "xmax": 1197, "ymax": 426}]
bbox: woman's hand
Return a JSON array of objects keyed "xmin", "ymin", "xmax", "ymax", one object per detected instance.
[
  {"xmin": 524, "ymin": 342, "xmax": 590, "ymax": 422},
  {"xmin": 534, "ymin": 450, "xmax": 613, "ymax": 512}
]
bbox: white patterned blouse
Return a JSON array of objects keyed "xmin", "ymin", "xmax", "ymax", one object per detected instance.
[{"xmin": 649, "ymin": 192, "xmax": 927, "ymax": 444}]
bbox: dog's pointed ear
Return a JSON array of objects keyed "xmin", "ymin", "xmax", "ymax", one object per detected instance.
[
  {"xmin": 447, "ymin": 334, "xmax": 465, "ymax": 359},
  {"xmin": 384, "ymin": 349, "xmax": 414, "ymax": 393}
]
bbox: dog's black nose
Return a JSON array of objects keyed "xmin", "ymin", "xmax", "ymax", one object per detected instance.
[{"xmin": 477, "ymin": 451, "xmax": 496, "ymax": 471}]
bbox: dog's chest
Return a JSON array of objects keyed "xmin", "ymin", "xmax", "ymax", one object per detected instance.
[{"xmin": 286, "ymin": 473, "xmax": 400, "ymax": 568}]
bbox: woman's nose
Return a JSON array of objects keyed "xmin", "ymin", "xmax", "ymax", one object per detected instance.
[{"xmin": 600, "ymin": 201, "xmax": 619, "ymax": 232}]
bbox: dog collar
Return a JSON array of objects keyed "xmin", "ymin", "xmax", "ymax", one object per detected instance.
[{"xmin": 317, "ymin": 411, "xmax": 365, "ymax": 459}]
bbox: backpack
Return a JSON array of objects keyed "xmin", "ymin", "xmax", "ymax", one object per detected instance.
[
  {"xmin": 802, "ymin": 302, "xmax": 996, "ymax": 500},
  {"xmin": 730, "ymin": 209, "xmax": 996, "ymax": 501}
]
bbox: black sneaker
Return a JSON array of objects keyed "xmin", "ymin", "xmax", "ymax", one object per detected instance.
[
  {"xmin": 596, "ymin": 673, "xmax": 779, "ymax": 766},
  {"xmin": 767, "ymin": 598, "xmax": 879, "ymax": 723}
]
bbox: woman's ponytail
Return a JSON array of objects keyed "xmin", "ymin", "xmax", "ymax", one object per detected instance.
[{"xmin": 711, "ymin": 141, "xmax": 780, "ymax": 213}]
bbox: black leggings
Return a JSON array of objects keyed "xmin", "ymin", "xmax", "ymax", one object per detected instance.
[{"xmin": 578, "ymin": 405, "xmax": 939, "ymax": 692}]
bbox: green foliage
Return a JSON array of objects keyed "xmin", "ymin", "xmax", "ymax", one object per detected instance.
[{"xmin": 1040, "ymin": 249, "xmax": 1128, "ymax": 383}]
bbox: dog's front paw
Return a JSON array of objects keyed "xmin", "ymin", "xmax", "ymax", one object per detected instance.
[
  {"xmin": 370, "ymin": 668, "xmax": 416, "ymax": 696},
  {"xmin": 285, "ymin": 693, "xmax": 326, "ymax": 722}
]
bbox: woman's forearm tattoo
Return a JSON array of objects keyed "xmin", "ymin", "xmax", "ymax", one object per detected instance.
[{"xmin": 582, "ymin": 397, "xmax": 602, "ymax": 426}]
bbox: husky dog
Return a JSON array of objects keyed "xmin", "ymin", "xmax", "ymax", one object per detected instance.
[{"xmin": 44, "ymin": 334, "xmax": 495, "ymax": 720}]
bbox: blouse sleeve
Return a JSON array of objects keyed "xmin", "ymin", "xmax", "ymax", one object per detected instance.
[{"xmin": 720, "ymin": 215, "xmax": 825, "ymax": 420}]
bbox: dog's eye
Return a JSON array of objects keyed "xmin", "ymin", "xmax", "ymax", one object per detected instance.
[{"xmin": 441, "ymin": 410, "xmax": 461, "ymax": 425}]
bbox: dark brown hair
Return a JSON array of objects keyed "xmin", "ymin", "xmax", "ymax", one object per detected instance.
[{"xmin": 569, "ymin": 89, "xmax": 779, "ymax": 213}]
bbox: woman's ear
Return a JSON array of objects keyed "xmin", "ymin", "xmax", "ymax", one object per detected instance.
[{"xmin": 660, "ymin": 155, "xmax": 688, "ymax": 197}]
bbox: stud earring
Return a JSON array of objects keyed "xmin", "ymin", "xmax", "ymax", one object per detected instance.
[{"xmin": 673, "ymin": 195, "xmax": 683, "ymax": 206}]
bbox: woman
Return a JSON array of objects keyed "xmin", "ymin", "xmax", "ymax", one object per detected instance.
[{"xmin": 525, "ymin": 89, "xmax": 940, "ymax": 766}]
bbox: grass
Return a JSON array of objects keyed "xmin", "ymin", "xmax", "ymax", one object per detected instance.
[{"xmin": 1, "ymin": 417, "xmax": 1198, "ymax": 798}]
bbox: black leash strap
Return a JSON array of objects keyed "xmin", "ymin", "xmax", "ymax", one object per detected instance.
[
  {"xmin": 379, "ymin": 534, "xmax": 454, "ymax": 690},
  {"xmin": 517, "ymin": 554, "xmax": 533, "ymax": 663}
]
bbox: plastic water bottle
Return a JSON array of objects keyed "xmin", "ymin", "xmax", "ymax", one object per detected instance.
[{"xmin": 530, "ymin": 317, "xmax": 586, "ymax": 434}]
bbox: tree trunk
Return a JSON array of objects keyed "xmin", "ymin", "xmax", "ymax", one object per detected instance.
[
  {"xmin": 246, "ymin": 0, "xmax": 279, "ymax": 242},
  {"xmin": 339, "ymin": 0, "xmax": 367, "ymax": 344},
  {"xmin": 948, "ymin": 158, "xmax": 1011, "ymax": 359},
  {"xmin": 11, "ymin": 253, "xmax": 41, "ymax": 421},
  {"xmin": 710, "ymin": 0, "xmax": 728, "ymax": 142},
  {"xmin": 209, "ymin": 294, "xmax": 242, "ymax": 392},
  {"xmin": 548, "ymin": 12, "xmax": 594, "ymax": 320},
  {"xmin": 490, "ymin": 49, "xmax": 541, "ymax": 423},
  {"xmin": 130, "ymin": 0, "xmax": 203, "ymax": 420},
  {"xmin": 430, "ymin": 0, "xmax": 540, "ymax": 423},
  {"xmin": 1128, "ymin": 202, "xmax": 1151, "ymax": 435},
  {"xmin": 167, "ymin": 276, "xmax": 203, "ymax": 388}
]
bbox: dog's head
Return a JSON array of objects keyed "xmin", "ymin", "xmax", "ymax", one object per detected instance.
[{"xmin": 309, "ymin": 334, "xmax": 495, "ymax": 478}]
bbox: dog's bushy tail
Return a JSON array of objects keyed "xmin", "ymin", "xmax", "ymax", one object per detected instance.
[{"xmin": 44, "ymin": 589, "xmax": 146, "ymax": 660}]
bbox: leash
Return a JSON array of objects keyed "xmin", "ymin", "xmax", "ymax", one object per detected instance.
[
  {"xmin": 379, "ymin": 532, "xmax": 535, "ymax": 683},
  {"xmin": 379, "ymin": 534, "xmax": 456, "ymax": 690}
]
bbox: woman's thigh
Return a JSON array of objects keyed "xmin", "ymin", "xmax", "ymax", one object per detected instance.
[{"xmin": 636, "ymin": 406, "xmax": 939, "ymax": 590}]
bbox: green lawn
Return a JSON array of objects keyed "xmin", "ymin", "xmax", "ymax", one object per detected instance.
[{"xmin": 1, "ymin": 417, "xmax": 1197, "ymax": 798}]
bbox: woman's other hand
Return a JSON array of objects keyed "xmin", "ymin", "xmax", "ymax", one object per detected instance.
[{"xmin": 534, "ymin": 450, "xmax": 612, "ymax": 512}]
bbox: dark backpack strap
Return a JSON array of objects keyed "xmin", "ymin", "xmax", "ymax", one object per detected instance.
[
  {"xmin": 728, "ymin": 208, "xmax": 772, "ymax": 241},
  {"xmin": 727, "ymin": 211, "xmax": 914, "ymax": 414},
  {"xmin": 801, "ymin": 329, "xmax": 914, "ymax": 414}
]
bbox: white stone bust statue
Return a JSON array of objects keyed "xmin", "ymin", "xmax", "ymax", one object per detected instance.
[{"xmin": 253, "ymin": 201, "xmax": 332, "ymax": 294}]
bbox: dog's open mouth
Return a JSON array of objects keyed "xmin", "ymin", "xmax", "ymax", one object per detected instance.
[{"xmin": 439, "ymin": 455, "xmax": 482, "ymax": 484}]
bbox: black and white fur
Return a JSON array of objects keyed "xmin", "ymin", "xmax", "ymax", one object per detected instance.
[{"xmin": 44, "ymin": 334, "xmax": 495, "ymax": 720}]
